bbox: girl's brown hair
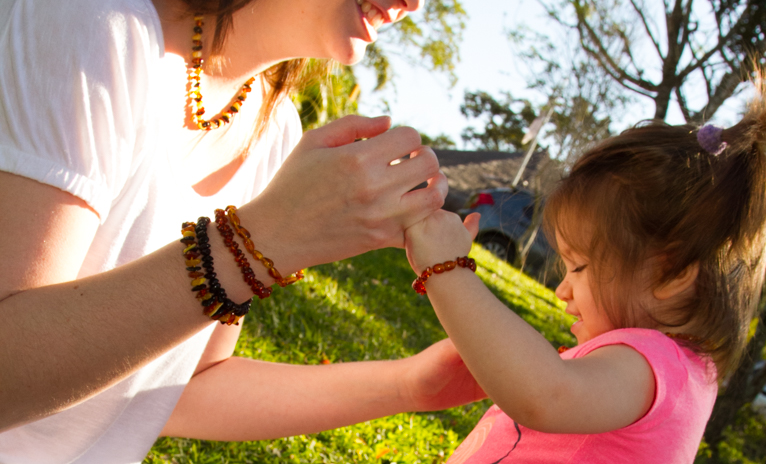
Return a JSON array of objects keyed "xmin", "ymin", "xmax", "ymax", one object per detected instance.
[
  {"xmin": 179, "ymin": 0, "xmax": 331, "ymax": 137},
  {"xmin": 543, "ymin": 76, "xmax": 766, "ymax": 377}
]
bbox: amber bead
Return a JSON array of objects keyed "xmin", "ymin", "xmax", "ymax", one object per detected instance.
[
  {"xmin": 243, "ymin": 238, "xmax": 255, "ymax": 254},
  {"xmin": 188, "ymin": 271, "xmax": 204, "ymax": 278},
  {"xmin": 433, "ymin": 264, "xmax": 445, "ymax": 274},
  {"xmin": 268, "ymin": 267, "xmax": 282, "ymax": 280},
  {"xmin": 444, "ymin": 260, "xmax": 456, "ymax": 271},
  {"xmin": 185, "ymin": 258, "xmax": 201, "ymax": 267},
  {"xmin": 457, "ymin": 257, "xmax": 467, "ymax": 268},
  {"xmin": 558, "ymin": 346, "xmax": 569, "ymax": 354}
]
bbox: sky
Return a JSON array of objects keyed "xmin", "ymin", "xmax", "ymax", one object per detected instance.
[{"xmin": 352, "ymin": 0, "xmax": 752, "ymax": 151}]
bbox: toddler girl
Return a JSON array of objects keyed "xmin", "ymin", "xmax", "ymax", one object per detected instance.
[{"xmin": 405, "ymin": 85, "xmax": 766, "ymax": 463}]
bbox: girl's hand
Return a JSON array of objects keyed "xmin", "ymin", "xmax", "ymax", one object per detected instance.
[
  {"xmin": 404, "ymin": 210, "xmax": 480, "ymax": 274},
  {"xmin": 400, "ymin": 338, "xmax": 486, "ymax": 412},
  {"xmin": 242, "ymin": 115, "xmax": 447, "ymax": 274}
]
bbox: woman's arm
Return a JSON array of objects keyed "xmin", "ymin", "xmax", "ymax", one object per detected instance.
[
  {"xmin": 0, "ymin": 115, "xmax": 447, "ymax": 432},
  {"xmin": 161, "ymin": 338, "xmax": 485, "ymax": 441},
  {"xmin": 404, "ymin": 211, "xmax": 655, "ymax": 434}
]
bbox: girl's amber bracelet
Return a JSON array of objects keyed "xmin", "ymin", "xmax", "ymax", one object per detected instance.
[
  {"xmin": 224, "ymin": 205, "xmax": 304, "ymax": 287},
  {"xmin": 412, "ymin": 256, "xmax": 476, "ymax": 295}
]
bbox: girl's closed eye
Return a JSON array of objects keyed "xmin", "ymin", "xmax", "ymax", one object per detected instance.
[{"xmin": 571, "ymin": 264, "xmax": 588, "ymax": 273}]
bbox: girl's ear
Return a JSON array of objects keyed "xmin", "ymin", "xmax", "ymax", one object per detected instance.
[{"xmin": 653, "ymin": 262, "xmax": 700, "ymax": 300}]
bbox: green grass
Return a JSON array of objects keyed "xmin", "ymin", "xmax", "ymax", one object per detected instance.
[{"xmin": 144, "ymin": 245, "xmax": 576, "ymax": 463}]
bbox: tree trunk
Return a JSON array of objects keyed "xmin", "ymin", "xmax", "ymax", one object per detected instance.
[
  {"xmin": 653, "ymin": 85, "xmax": 673, "ymax": 121},
  {"xmin": 704, "ymin": 302, "xmax": 766, "ymax": 458}
]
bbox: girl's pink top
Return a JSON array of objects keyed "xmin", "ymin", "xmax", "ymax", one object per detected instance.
[{"xmin": 447, "ymin": 328, "xmax": 717, "ymax": 464}]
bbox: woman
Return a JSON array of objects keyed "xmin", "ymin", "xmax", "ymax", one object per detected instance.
[{"xmin": 0, "ymin": 0, "xmax": 484, "ymax": 462}]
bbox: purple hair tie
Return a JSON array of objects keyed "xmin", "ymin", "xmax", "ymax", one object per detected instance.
[{"xmin": 697, "ymin": 124, "xmax": 728, "ymax": 156}]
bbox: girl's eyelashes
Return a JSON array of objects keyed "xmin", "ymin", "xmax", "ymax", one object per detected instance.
[{"xmin": 572, "ymin": 264, "xmax": 588, "ymax": 273}]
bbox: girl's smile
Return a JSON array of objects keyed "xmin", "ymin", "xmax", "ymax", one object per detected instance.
[{"xmin": 554, "ymin": 236, "xmax": 616, "ymax": 345}]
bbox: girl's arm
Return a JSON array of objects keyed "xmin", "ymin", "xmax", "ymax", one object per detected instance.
[
  {"xmin": 160, "ymin": 338, "xmax": 486, "ymax": 440},
  {"xmin": 0, "ymin": 116, "xmax": 446, "ymax": 433},
  {"xmin": 404, "ymin": 211, "xmax": 655, "ymax": 434}
]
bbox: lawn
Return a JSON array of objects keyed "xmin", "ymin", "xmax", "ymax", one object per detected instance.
[
  {"xmin": 145, "ymin": 245, "xmax": 575, "ymax": 463},
  {"xmin": 145, "ymin": 245, "xmax": 766, "ymax": 463}
]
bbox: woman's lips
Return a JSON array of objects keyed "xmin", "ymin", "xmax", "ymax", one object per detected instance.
[{"xmin": 356, "ymin": 0, "xmax": 385, "ymax": 40}]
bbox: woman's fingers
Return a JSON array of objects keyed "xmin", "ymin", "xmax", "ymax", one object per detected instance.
[
  {"xmin": 398, "ymin": 170, "xmax": 448, "ymax": 230},
  {"xmin": 304, "ymin": 114, "xmax": 392, "ymax": 149}
]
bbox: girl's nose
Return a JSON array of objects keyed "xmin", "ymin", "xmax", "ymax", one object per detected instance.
[{"xmin": 555, "ymin": 279, "xmax": 572, "ymax": 301}]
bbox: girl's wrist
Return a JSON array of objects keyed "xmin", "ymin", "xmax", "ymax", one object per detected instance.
[{"xmin": 412, "ymin": 256, "xmax": 476, "ymax": 295}]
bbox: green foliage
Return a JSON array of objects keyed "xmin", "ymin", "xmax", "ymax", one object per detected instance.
[
  {"xmin": 380, "ymin": 0, "xmax": 468, "ymax": 87},
  {"xmin": 293, "ymin": 62, "xmax": 359, "ymax": 131},
  {"xmin": 460, "ymin": 91, "xmax": 538, "ymax": 152},
  {"xmin": 145, "ymin": 245, "xmax": 574, "ymax": 463},
  {"xmin": 695, "ymin": 405, "xmax": 766, "ymax": 464},
  {"xmin": 420, "ymin": 132, "xmax": 457, "ymax": 149}
]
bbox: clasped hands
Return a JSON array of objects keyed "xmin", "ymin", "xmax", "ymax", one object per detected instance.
[{"xmin": 244, "ymin": 114, "xmax": 449, "ymax": 273}]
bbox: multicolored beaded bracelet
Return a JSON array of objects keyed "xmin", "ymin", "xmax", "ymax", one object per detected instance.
[
  {"xmin": 213, "ymin": 209, "xmax": 272, "ymax": 299},
  {"xmin": 412, "ymin": 256, "xmax": 476, "ymax": 295},
  {"xmin": 181, "ymin": 218, "xmax": 251, "ymax": 326},
  {"xmin": 224, "ymin": 205, "xmax": 304, "ymax": 287}
]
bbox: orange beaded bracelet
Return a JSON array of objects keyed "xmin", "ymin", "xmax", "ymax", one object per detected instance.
[
  {"xmin": 412, "ymin": 256, "xmax": 476, "ymax": 295},
  {"xmin": 213, "ymin": 209, "xmax": 272, "ymax": 299},
  {"xmin": 224, "ymin": 205, "xmax": 304, "ymax": 287}
]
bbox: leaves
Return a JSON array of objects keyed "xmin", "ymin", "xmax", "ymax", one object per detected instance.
[{"xmin": 459, "ymin": 91, "xmax": 537, "ymax": 152}]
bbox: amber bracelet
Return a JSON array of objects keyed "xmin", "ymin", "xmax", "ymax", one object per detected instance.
[
  {"xmin": 224, "ymin": 205, "xmax": 304, "ymax": 287},
  {"xmin": 181, "ymin": 217, "xmax": 251, "ymax": 326},
  {"xmin": 412, "ymin": 256, "xmax": 476, "ymax": 295},
  {"xmin": 214, "ymin": 209, "xmax": 272, "ymax": 299}
]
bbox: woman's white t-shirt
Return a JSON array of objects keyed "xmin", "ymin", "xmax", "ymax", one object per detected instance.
[{"xmin": 0, "ymin": 0, "xmax": 302, "ymax": 462}]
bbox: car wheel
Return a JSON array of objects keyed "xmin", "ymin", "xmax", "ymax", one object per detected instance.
[{"xmin": 478, "ymin": 234, "xmax": 515, "ymax": 263}]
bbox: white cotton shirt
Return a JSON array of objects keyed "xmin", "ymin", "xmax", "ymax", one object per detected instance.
[{"xmin": 0, "ymin": 0, "xmax": 302, "ymax": 462}]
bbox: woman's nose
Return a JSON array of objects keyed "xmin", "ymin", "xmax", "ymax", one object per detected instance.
[{"xmin": 392, "ymin": 0, "xmax": 423, "ymax": 22}]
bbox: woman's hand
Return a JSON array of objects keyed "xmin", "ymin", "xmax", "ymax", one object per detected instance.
[
  {"xmin": 404, "ymin": 210, "xmax": 480, "ymax": 275},
  {"xmin": 400, "ymin": 338, "xmax": 487, "ymax": 412},
  {"xmin": 240, "ymin": 115, "xmax": 448, "ymax": 275}
]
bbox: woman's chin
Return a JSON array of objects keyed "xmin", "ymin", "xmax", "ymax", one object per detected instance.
[{"xmin": 332, "ymin": 40, "xmax": 370, "ymax": 66}]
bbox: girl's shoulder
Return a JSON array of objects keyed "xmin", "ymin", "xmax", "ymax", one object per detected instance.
[{"xmin": 564, "ymin": 328, "xmax": 717, "ymax": 391}]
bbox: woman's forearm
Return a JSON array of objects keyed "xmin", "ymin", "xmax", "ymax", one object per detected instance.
[{"xmin": 0, "ymin": 232, "xmax": 258, "ymax": 432}]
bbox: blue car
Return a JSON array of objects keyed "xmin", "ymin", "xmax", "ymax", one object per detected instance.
[{"xmin": 458, "ymin": 187, "xmax": 558, "ymax": 282}]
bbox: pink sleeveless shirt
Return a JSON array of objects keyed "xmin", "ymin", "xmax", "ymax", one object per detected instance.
[{"xmin": 447, "ymin": 328, "xmax": 717, "ymax": 464}]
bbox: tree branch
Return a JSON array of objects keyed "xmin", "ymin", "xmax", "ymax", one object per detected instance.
[
  {"xmin": 574, "ymin": 5, "xmax": 658, "ymax": 92},
  {"xmin": 629, "ymin": 0, "xmax": 663, "ymax": 58}
]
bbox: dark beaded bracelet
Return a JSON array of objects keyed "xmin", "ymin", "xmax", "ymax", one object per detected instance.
[
  {"xmin": 213, "ymin": 209, "xmax": 272, "ymax": 299},
  {"xmin": 181, "ymin": 218, "xmax": 251, "ymax": 326},
  {"xmin": 412, "ymin": 256, "xmax": 476, "ymax": 295}
]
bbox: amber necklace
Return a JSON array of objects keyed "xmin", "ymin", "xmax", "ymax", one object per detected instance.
[{"xmin": 188, "ymin": 15, "xmax": 255, "ymax": 130}]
